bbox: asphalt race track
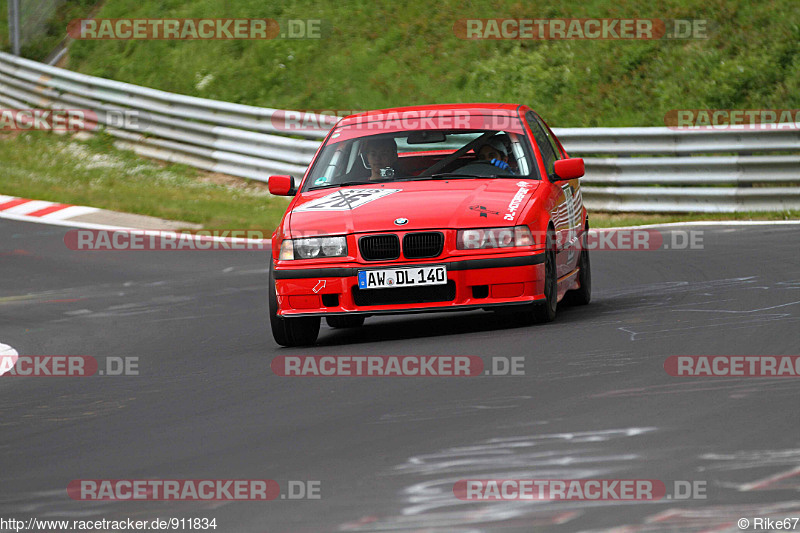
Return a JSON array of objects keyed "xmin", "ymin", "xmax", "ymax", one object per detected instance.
[{"xmin": 1, "ymin": 218, "xmax": 799, "ymax": 532}]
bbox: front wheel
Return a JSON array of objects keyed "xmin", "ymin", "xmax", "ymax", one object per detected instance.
[
  {"xmin": 269, "ymin": 264, "xmax": 320, "ymax": 347},
  {"xmin": 513, "ymin": 228, "xmax": 557, "ymax": 326},
  {"xmin": 532, "ymin": 228, "xmax": 558, "ymax": 323}
]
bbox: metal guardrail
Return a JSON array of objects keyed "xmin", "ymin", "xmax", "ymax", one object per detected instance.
[
  {"xmin": 0, "ymin": 51, "xmax": 798, "ymax": 212},
  {"xmin": 553, "ymin": 126, "xmax": 800, "ymax": 155},
  {"xmin": 0, "ymin": 51, "xmax": 326, "ymax": 182},
  {"xmin": 568, "ymin": 135, "xmax": 800, "ymax": 212}
]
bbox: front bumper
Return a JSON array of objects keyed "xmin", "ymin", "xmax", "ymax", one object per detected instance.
[{"xmin": 274, "ymin": 253, "xmax": 546, "ymax": 317}]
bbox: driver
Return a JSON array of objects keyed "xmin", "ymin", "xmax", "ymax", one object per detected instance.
[
  {"xmin": 476, "ymin": 136, "xmax": 513, "ymax": 172},
  {"xmin": 363, "ymin": 137, "xmax": 399, "ymax": 181}
]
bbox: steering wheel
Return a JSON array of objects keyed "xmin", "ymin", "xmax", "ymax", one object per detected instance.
[{"xmin": 456, "ymin": 160, "xmax": 515, "ymax": 176}]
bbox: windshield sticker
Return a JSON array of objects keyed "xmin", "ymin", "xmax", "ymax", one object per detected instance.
[{"xmin": 294, "ymin": 189, "xmax": 401, "ymax": 212}]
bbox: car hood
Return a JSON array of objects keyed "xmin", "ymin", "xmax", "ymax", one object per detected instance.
[{"xmin": 286, "ymin": 179, "xmax": 541, "ymax": 235}]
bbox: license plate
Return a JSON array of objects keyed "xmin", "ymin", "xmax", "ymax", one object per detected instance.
[{"xmin": 357, "ymin": 265, "xmax": 447, "ymax": 290}]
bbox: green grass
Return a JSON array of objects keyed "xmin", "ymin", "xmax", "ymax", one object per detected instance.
[
  {"xmin": 0, "ymin": 131, "xmax": 290, "ymax": 230},
  {"xmin": 63, "ymin": 0, "xmax": 800, "ymax": 127}
]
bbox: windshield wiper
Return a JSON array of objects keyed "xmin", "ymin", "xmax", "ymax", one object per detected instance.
[
  {"xmin": 392, "ymin": 176, "xmax": 436, "ymax": 182},
  {"xmin": 427, "ymin": 173, "xmax": 501, "ymax": 179},
  {"xmin": 308, "ymin": 181, "xmax": 370, "ymax": 190}
]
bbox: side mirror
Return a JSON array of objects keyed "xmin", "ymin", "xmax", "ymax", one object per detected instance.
[
  {"xmin": 553, "ymin": 158, "xmax": 584, "ymax": 181},
  {"xmin": 269, "ymin": 175, "xmax": 296, "ymax": 196}
]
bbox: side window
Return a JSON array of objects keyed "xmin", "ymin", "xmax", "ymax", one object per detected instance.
[
  {"xmin": 525, "ymin": 112, "xmax": 556, "ymax": 177},
  {"xmin": 534, "ymin": 113, "xmax": 563, "ymax": 160},
  {"xmin": 507, "ymin": 133, "xmax": 532, "ymax": 176}
]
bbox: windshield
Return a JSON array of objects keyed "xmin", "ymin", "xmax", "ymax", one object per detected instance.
[{"xmin": 301, "ymin": 121, "xmax": 537, "ymax": 192}]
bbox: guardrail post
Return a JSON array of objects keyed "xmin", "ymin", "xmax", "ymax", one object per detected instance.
[{"xmin": 7, "ymin": 0, "xmax": 21, "ymax": 56}]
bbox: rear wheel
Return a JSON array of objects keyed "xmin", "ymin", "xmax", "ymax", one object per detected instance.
[
  {"xmin": 565, "ymin": 231, "xmax": 591, "ymax": 306},
  {"xmin": 326, "ymin": 315, "xmax": 365, "ymax": 328},
  {"xmin": 269, "ymin": 264, "xmax": 320, "ymax": 347}
]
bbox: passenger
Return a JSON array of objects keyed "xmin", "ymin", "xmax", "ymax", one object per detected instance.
[{"xmin": 362, "ymin": 137, "xmax": 399, "ymax": 181}]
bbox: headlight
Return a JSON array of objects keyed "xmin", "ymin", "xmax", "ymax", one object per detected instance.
[
  {"xmin": 295, "ymin": 238, "xmax": 321, "ymax": 259},
  {"xmin": 457, "ymin": 226, "xmax": 533, "ymax": 250},
  {"xmin": 320, "ymin": 237, "xmax": 347, "ymax": 256},
  {"xmin": 279, "ymin": 236, "xmax": 348, "ymax": 260}
]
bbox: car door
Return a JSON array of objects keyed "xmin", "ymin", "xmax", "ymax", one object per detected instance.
[
  {"xmin": 525, "ymin": 112, "xmax": 577, "ymax": 278},
  {"xmin": 539, "ymin": 114, "xmax": 585, "ymax": 273}
]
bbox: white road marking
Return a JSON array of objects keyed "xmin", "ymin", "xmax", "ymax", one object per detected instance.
[
  {"xmin": 739, "ymin": 465, "xmax": 800, "ymax": 491},
  {"xmin": 0, "ymin": 211, "xmax": 130, "ymax": 230},
  {"xmin": 0, "ymin": 342, "xmax": 19, "ymax": 377},
  {"xmin": 41, "ymin": 205, "xmax": 99, "ymax": 220},
  {"xmin": 2, "ymin": 200, "xmax": 53, "ymax": 215},
  {"xmin": 344, "ymin": 427, "xmax": 657, "ymax": 530},
  {"xmin": 64, "ymin": 309, "xmax": 92, "ymax": 316},
  {"xmin": 676, "ymin": 300, "xmax": 800, "ymax": 314}
]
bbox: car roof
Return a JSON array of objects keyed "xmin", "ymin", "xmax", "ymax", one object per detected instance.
[{"xmin": 338, "ymin": 103, "xmax": 525, "ymax": 127}]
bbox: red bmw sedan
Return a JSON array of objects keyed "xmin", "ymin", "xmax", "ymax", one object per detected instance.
[{"xmin": 268, "ymin": 104, "xmax": 590, "ymax": 346}]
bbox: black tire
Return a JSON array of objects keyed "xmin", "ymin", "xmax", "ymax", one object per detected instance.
[
  {"xmin": 269, "ymin": 264, "xmax": 320, "ymax": 347},
  {"xmin": 326, "ymin": 315, "xmax": 366, "ymax": 329},
  {"xmin": 511, "ymin": 227, "xmax": 557, "ymax": 326},
  {"xmin": 565, "ymin": 232, "xmax": 591, "ymax": 306},
  {"xmin": 532, "ymin": 228, "xmax": 558, "ymax": 323}
]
